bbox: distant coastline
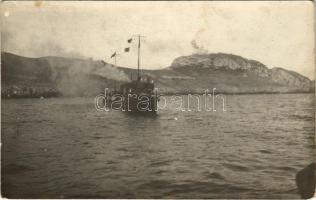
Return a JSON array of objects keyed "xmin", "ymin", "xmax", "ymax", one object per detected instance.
[
  {"xmin": 1, "ymin": 51, "xmax": 315, "ymax": 99},
  {"xmin": 160, "ymin": 90, "xmax": 315, "ymax": 96},
  {"xmin": 2, "ymin": 89, "xmax": 314, "ymax": 99}
]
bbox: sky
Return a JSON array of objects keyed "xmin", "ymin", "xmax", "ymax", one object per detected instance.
[{"xmin": 1, "ymin": 1, "xmax": 315, "ymax": 79}]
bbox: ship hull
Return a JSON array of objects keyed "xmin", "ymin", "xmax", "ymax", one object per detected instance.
[
  {"xmin": 106, "ymin": 93, "xmax": 158, "ymax": 114},
  {"xmin": 123, "ymin": 93, "xmax": 157, "ymax": 113},
  {"xmin": 106, "ymin": 77, "xmax": 158, "ymax": 115}
]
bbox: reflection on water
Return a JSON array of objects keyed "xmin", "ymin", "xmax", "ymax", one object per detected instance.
[{"xmin": 1, "ymin": 94, "xmax": 315, "ymax": 198}]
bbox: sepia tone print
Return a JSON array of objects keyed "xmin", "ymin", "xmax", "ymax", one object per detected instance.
[{"xmin": 1, "ymin": 1, "xmax": 315, "ymax": 199}]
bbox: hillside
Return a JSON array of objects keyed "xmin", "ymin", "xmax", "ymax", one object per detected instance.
[
  {"xmin": 1, "ymin": 52, "xmax": 314, "ymax": 97},
  {"xmin": 162, "ymin": 53, "xmax": 313, "ymax": 93},
  {"xmin": 1, "ymin": 52, "xmax": 127, "ymax": 97}
]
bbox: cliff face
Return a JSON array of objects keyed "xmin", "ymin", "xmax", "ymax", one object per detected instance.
[
  {"xmin": 169, "ymin": 53, "xmax": 312, "ymax": 93},
  {"xmin": 269, "ymin": 67, "xmax": 311, "ymax": 89},
  {"xmin": 171, "ymin": 53, "xmax": 269, "ymax": 76},
  {"xmin": 1, "ymin": 52, "xmax": 314, "ymax": 97}
]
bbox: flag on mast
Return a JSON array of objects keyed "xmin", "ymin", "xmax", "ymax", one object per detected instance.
[{"xmin": 110, "ymin": 52, "xmax": 116, "ymax": 58}]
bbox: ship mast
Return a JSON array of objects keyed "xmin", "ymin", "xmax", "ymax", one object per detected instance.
[
  {"xmin": 110, "ymin": 52, "xmax": 120, "ymax": 66},
  {"xmin": 133, "ymin": 34, "xmax": 145, "ymax": 79},
  {"xmin": 114, "ymin": 53, "xmax": 120, "ymax": 66},
  {"xmin": 137, "ymin": 36, "xmax": 140, "ymax": 79}
]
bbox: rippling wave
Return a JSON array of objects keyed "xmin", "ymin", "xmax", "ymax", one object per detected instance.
[{"xmin": 1, "ymin": 94, "xmax": 315, "ymax": 198}]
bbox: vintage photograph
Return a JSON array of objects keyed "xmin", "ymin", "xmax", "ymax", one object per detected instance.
[{"xmin": 1, "ymin": 1, "xmax": 315, "ymax": 198}]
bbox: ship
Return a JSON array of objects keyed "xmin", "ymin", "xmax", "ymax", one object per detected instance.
[{"xmin": 106, "ymin": 35, "xmax": 159, "ymax": 114}]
